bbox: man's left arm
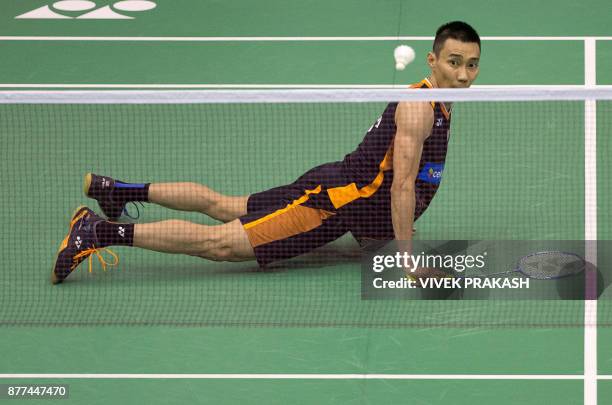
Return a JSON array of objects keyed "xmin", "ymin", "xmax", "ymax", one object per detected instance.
[{"xmin": 391, "ymin": 101, "xmax": 433, "ymax": 247}]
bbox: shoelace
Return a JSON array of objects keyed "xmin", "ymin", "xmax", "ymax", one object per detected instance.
[
  {"xmin": 73, "ymin": 245, "xmax": 119, "ymax": 273},
  {"xmin": 123, "ymin": 201, "xmax": 146, "ymax": 220}
]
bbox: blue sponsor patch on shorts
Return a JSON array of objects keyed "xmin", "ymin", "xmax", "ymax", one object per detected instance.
[{"xmin": 417, "ymin": 162, "xmax": 444, "ymax": 185}]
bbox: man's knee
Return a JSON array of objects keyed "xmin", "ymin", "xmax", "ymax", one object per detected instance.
[
  {"xmin": 196, "ymin": 221, "xmax": 254, "ymax": 262},
  {"xmin": 204, "ymin": 242, "xmax": 233, "ymax": 261},
  {"xmin": 201, "ymin": 244, "xmax": 249, "ymax": 262},
  {"xmin": 216, "ymin": 196, "xmax": 250, "ymax": 222}
]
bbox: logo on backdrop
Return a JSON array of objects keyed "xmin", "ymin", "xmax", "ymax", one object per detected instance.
[{"xmin": 16, "ymin": 1, "xmax": 157, "ymax": 20}]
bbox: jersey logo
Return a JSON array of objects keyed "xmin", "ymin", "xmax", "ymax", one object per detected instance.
[
  {"xmin": 367, "ymin": 116, "xmax": 382, "ymax": 132},
  {"xmin": 435, "ymin": 118, "xmax": 444, "ymax": 127},
  {"xmin": 417, "ymin": 162, "xmax": 444, "ymax": 185}
]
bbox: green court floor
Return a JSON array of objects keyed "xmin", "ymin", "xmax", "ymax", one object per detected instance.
[{"xmin": 0, "ymin": 1, "xmax": 611, "ymax": 404}]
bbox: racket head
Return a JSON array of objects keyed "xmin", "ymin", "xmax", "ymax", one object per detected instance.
[{"xmin": 516, "ymin": 251, "xmax": 585, "ymax": 280}]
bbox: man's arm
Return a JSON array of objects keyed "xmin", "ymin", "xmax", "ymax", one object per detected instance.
[{"xmin": 391, "ymin": 101, "xmax": 434, "ymax": 248}]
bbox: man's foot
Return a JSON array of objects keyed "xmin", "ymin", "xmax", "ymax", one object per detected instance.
[
  {"xmin": 83, "ymin": 173, "xmax": 126, "ymax": 221},
  {"xmin": 51, "ymin": 206, "xmax": 117, "ymax": 284}
]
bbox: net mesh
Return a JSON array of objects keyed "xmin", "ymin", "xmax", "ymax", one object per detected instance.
[{"xmin": 0, "ymin": 88, "xmax": 610, "ymax": 327}]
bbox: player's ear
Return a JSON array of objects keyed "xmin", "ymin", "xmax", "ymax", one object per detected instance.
[{"xmin": 427, "ymin": 52, "xmax": 436, "ymax": 69}]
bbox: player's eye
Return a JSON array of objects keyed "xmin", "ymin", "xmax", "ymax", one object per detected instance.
[
  {"xmin": 449, "ymin": 59, "xmax": 460, "ymax": 66},
  {"xmin": 468, "ymin": 62, "xmax": 479, "ymax": 69}
]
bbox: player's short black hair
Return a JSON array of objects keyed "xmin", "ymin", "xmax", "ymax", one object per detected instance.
[{"xmin": 433, "ymin": 21, "xmax": 481, "ymax": 56}]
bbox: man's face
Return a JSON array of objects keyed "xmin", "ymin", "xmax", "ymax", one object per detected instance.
[{"xmin": 428, "ymin": 38, "xmax": 480, "ymax": 88}]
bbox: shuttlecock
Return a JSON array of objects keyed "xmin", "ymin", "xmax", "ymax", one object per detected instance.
[{"xmin": 394, "ymin": 45, "xmax": 415, "ymax": 71}]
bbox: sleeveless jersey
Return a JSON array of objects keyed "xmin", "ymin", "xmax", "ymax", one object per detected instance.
[{"xmin": 337, "ymin": 78, "xmax": 452, "ymax": 222}]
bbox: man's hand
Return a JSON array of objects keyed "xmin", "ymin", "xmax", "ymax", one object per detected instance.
[{"xmin": 405, "ymin": 267, "xmax": 453, "ymax": 286}]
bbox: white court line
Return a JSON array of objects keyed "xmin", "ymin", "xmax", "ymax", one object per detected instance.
[
  {"xmin": 0, "ymin": 36, "xmax": 611, "ymax": 41},
  {"xmin": 0, "ymin": 374, "xmax": 590, "ymax": 380},
  {"xmin": 583, "ymin": 37, "xmax": 598, "ymax": 405},
  {"xmin": 1, "ymin": 84, "xmax": 611, "ymax": 90}
]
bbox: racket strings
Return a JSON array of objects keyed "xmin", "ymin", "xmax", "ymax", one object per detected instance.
[{"xmin": 518, "ymin": 252, "xmax": 585, "ymax": 279}]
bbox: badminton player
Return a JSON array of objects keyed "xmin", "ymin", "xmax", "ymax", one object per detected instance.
[{"xmin": 52, "ymin": 21, "xmax": 481, "ymax": 283}]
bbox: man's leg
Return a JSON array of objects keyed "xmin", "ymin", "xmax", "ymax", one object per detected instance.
[
  {"xmin": 85, "ymin": 173, "xmax": 248, "ymax": 223},
  {"xmin": 148, "ymin": 183, "xmax": 249, "ymax": 223},
  {"xmin": 52, "ymin": 207, "xmax": 254, "ymax": 284},
  {"xmin": 133, "ymin": 218, "xmax": 253, "ymax": 261}
]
